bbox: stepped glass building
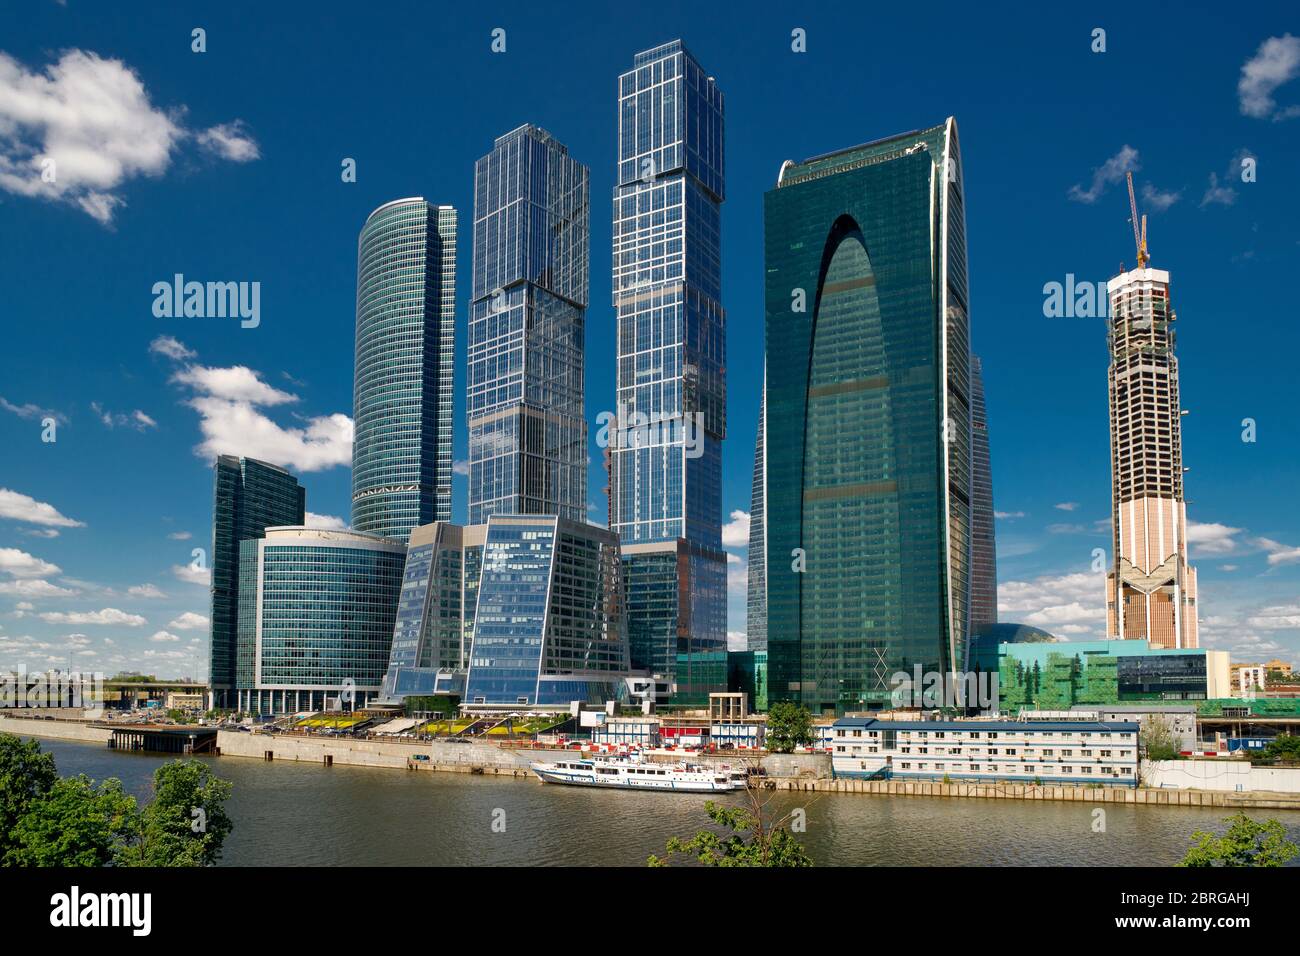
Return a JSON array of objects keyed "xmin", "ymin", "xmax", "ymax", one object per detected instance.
[
  {"xmin": 763, "ymin": 119, "xmax": 975, "ymax": 715},
  {"xmin": 609, "ymin": 40, "xmax": 728, "ymax": 680},
  {"xmin": 352, "ymin": 198, "xmax": 456, "ymax": 541},
  {"xmin": 1105, "ymin": 263, "xmax": 1198, "ymax": 648},
  {"xmin": 209, "ymin": 455, "xmax": 305, "ymax": 709},
  {"xmin": 235, "ymin": 527, "xmax": 406, "ymax": 714},
  {"xmin": 468, "ymin": 125, "xmax": 589, "ymax": 524}
]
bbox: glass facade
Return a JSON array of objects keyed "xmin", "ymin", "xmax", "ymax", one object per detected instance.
[
  {"xmin": 746, "ymin": 378, "xmax": 767, "ymax": 652},
  {"xmin": 611, "ymin": 40, "xmax": 727, "ymax": 681},
  {"xmin": 969, "ymin": 355, "xmax": 998, "ymax": 630},
  {"xmin": 468, "ymin": 125, "xmax": 588, "ymax": 524},
  {"xmin": 235, "ymin": 527, "xmax": 406, "ymax": 714},
  {"xmin": 763, "ymin": 119, "xmax": 973, "ymax": 715},
  {"xmin": 728, "ymin": 649, "xmax": 769, "ymax": 713},
  {"xmin": 464, "ymin": 515, "xmax": 628, "ymax": 707},
  {"xmin": 209, "ymin": 455, "xmax": 305, "ymax": 706},
  {"xmin": 352, "ymin": 199, "xmax": 456, "ymax": 542}
]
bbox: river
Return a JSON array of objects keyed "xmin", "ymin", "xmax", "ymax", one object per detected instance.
[{"xmin": 25, "ymin": 736, "xmax": 1300, "ymax": 866}]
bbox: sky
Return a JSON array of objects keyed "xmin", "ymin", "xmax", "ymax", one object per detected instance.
[{"xmin": 1, "ymin": 0, "xmax": 1298, "ymax": 681}]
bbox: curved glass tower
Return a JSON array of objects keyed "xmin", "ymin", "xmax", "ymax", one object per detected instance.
[
  {"xmin": 352, "ymin": 198, "xmax": 456, "ymax": 541},
  {"xmin": 763, "ymin": 119, "xmax": 973, "ymax": 715}
]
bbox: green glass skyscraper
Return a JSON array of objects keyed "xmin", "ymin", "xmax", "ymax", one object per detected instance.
[
  {"xmin": 209, "ymin": 454, "xmax": 305, "ymax": 708},
  {"xmin": 763, "ymin": 118, "xmax": 974, "ymax": 715},
  {"xmin": 352, "ymin": 198, "xmax": 456, "ymax": 541}
]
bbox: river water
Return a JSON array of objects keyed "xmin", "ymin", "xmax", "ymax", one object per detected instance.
[{"xmin": 26, "ymin": 737, "xmax": 1300, "ymax": 866}]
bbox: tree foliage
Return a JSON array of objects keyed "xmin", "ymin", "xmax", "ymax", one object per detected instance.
[
  {"xmin": 1140, "ymin": 714, "xmax": 1181, "ymax": 762},
  {"xmin": 1261, "ymin": 734, "xmax": 1300, "ymax": 765},
  {"xmin": 1179, "ymin": 812, "xmax": 1300, "ymax": 868},
  {"xmin": 0, "ymin": 735, "xmax": 235, "ymax": 867},
  {"xmin": 765, "ymin": 701, "xmax": 813, "ymax": 754},
  {"xmin": 649, "ymin": 800, "xmax": 812, "ymax": 867}
]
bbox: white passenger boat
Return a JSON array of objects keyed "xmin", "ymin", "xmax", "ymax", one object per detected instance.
[{"xmin": 530, "ymin": 756, "xmax": 736, "ymax": 792}]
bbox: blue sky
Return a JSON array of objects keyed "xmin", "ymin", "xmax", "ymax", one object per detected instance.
[{"xmin": 1, "ymin": 0, "xmax": 1298, "ymax": 680}]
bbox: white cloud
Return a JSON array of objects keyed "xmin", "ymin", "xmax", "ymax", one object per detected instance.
[
  {"xmin": 167, "ymin": 357, "xmax": 352, "ymax": 473},
  {"xmin": 721, "ymin": 510, "xmax": 750, "ymax": 549},
  {"xmin": 172, "ymin": 563, "xmax": 211, "ymax": 587},
  {"xmin": 1238, "ymin": 34, "xmax": 1300, "ymax": 120},
  {"xmin": 149, "ymin": 630, "xmax": 180, "ymax": 643},
  {"xmin": 0, "ymin": 397, "xmax": 65, "ymax": 423},
  {"xmin": 127, "ymin": 584, "xmax": 166, "ymax": 599},
  {"xmin": 304, "ymin": 512, "xmax": 348, "ymax": 531},
  {"xmin": 1068, "ymin": 145, "xmax": 1138, "ymax": 204},
  {"xmin": 1246, "ymin": 606, "xmax": 1300, "ymax": 630},
  {"xmin": 1186, "ymin": 520, "xmax": 1243, "ymax": 557},
  {"xmin": 24, "ymin": 529, "xmax": 60, "ymax": 539},
  {"xmin": 1200, "ymin": 171, "xmax": 1237, "ymax": 208},
  {"xmin": 195, "ymin": 120, "xmax": 260, "ymax": 162},
  {"xmin": 0, "ymin": 488, "xmax": 84, "ymax": 528},
  {"xmin": 168, "ymin": 611, "xmax": 208, "ymax": 631},
  {"xmin": 994, "ymin": 510, "xmax": 1025, "ymax": 520},
  {"xmin": 149, "ymin": 335, "xmax": 196, "ymax": 361},
  {"xmin": 168, "ymin": 531, "xmax": 192, "ymax": 541},
  {"xmin": 0, "ymin": 547, "xmax": 60, "ymax": 578},
  {"xmin": 1256, "ymin": 536, "xmax": 1300, "ymax": 566},
  {"xmin": 998, "ymin": 570, "xmax": 1106, "ymax": 639},
  {"xmin": 726, "ymin": 552, "xmax": 747, "ymax": 598},
  {"xmin": 453, "ymin": 459, "xmax": 470, "ymax": 476},
  {"xmin": 90, "ymin": 401, "xmax": 156, "ymax": 430},
  {"xmin": 1140, "ymin": 182, "xmax": 1181, "ymax": 212},
  {"xmin": 39, "ymin": 607, "xmax": 146, "ymax": 626},
  {"xmin": 1046, "ymin": 523, "xmax": 1086, "ymax": 535},
  {"xmin": 1053, "ymin": 502, "xmax": 1080, "ymax": 512},
  {"xmin": 0, "ymin": 579, "xmax": 76, "ymax": 598},
  {"xmin": 0, "ymin": 49, "xmax": 258, "ymax": 223}
]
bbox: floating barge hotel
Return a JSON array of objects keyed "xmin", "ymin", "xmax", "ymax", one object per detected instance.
[
  {"xmin": 530, "ymin": 755, "xmax": 738, "ymax": 792},
  {"xmin": 829, "ymin": 717, "xmax": 1140, "ymax": 787}
]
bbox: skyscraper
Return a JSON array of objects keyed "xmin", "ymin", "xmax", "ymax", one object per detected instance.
[
  {"xmin": 463, "ymin": 514, "xmax": 628, "ymax": 707},
  {"xmin": 468, "ymin": 125, "xmax": 589, "ymax": 524},
  {"xmin": 763, "ymin": 119, "xmax": 974, "ymax": 715},
  {"xmin": 352, "ymin": 198, "xmax": 456, "ymax": 541},
  {"xmin": 1105, "ymin": 199, "xmax": 1198, "ymax": 649},
  {"xmin": 610, "ymin": 40, "xmax": 727, "ymax": 679},
  {"xmin": 209, "ymin": 455, "xmax": 305, "ymax": 708},
  {"xmin": 969, "ymin": 354, "xmax": 998, "ymax": 631},
  {"xmin": 746, "ymin": 377, "xmax": 767, "ymax": 652}
]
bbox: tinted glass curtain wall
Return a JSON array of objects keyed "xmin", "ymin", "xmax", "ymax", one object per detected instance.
[
  {"xmin": 763, "ymin": 119, "xmax": 974, "ymax": 715},
  {"xmin": 352, "ymin": 199, "xmax": 456, "ymax": 542}
]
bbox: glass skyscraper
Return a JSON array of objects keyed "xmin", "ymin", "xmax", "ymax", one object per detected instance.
[
  {"xmin": 610, "ymin": 40, "xmax": 727, "ymax": 680},
  {"xmin": 235, "ymin": 526, "xmax": 406, "ymax": 715},
  {"xmin": 468, "ymin": 125, "xmax": 589, "ymax": 525},
  {"xmin": 209, "ymin": 455, "xmax": 304, "ymax": 708},
  {"xmin": 763, "ymin": 119, "xmax": 974, "ymax": 715},
  {"xmin": 352, "ymin": 198, "xmax": 456, "ymax": 541},
  {"xmin": 970, "ymin": 354, "xmax": 998, "ymax": 631},
  {"xmin": 463, "ymin": 515, "xmax": 628, "ymax": 708},
  {"xmin": 746, "ymin": 376, "xmax": 767, "ymax": 652}
]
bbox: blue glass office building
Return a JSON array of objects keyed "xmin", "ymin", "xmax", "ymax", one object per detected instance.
[
  {"xmin": 209, "ymin": 455, "xmax": 305, "ymax": 708},
  {"xmin": 468, "ymin": 126, "xmax": 588, "ymax": 524},
  {"xmin": 610, "ymin": 40, "xmax": 727, "ymax": 680},
  {"xmin": 352, "ymin": 199, "xmax": 456, "ymax": 541},
  {"xmin": 464, "ymin": 515, "xmax": 628, "ymax": 708},
  {"xmin": 235, "ymin": 527, "xmax": 406, "ymax": 714},
  {"xmin": 763, "ymin": 119, "xmax": 974, "ymax": 715}
]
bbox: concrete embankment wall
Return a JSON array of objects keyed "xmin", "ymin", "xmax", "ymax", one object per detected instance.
[
  {"xmin": 764, "ymin": 775, "xmax": 1300, "ymax": 809},
  {"xmin": 0, "ymin": 714, "xmax": 112, "ymax": 744},
  {"xmin": 216, "ymin": 731, "xmax": 537, "ymax": 776},
  {"xmin": 1142, "ymin": 759, "xmax": 1300, "ymax": 794}
]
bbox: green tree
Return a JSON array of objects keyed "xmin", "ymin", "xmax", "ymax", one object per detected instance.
[
  {"xmin": 6, "ymin": 775, "xmax": 139, "ymax": 867},
  {"xmin": 649, "ymin": 800, "xmax": 812, "ymax": 867},
  {"xmin": 0, "ymin": 734, "xmax": 58, "ymax": 862},
  {"xmin": 1179, "ymin": 812, "xmax": 1299, "ymax": 868},
  {"xmin": 765, "ymin": 701, "xmax": 812, "ymax": 754},
  {"xmin": 1261, "ymin": 735, "xmax": 1300, "ymax": 765},
  {"xmin": 119, "ymin": 760, "xmax": 234, "ymax": 867},
  {"xmin": 1140, "ymin": 714, "xmax": 1181, "ymax": 762}
]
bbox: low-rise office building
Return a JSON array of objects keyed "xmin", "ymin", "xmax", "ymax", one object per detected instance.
[{"xmin": 830, "ymin": 717, "xmax": 1140, "ymax": 787}]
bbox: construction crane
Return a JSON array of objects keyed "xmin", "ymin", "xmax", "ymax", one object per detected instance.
[{"xmin": 1126, "ymin": 170, "xmax": 1149, "ymax": 269}]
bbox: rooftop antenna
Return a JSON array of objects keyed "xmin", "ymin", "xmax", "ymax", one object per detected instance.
[{"xmin": 1125, "ymin": 171, "xmax": 1150, "ymax": 269}]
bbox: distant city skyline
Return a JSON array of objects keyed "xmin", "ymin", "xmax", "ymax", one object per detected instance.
[{"xmin": 2, "ymin": 4, "xmax": 1299, "ymax": 681}]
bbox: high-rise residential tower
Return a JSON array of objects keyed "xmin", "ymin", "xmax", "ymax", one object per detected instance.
[
  {"xmin": 746, "ymin": 377, "xmax": 767, "ymax": 652},
  {"xmin": 610, "ymin": 40, "xmax": 727, "ymax": 679},
  {"xmin": 969, "ymin": 354, "xmax": 998, "ymax": 631},
  {"xmin": 468, "ymin": 125, "xmax": 589, "ymax": 524},
  {"xmin": 1105, "ymin": 195, "xmax": 1197, "ymax": 649},
  {"xmin": 209, "ymin": 455, "xmax": 305, "ymax": 708},
  {"xmin": 763, "ymin": 119, "xmax": 974, "ymax": 715},
  {"xmin": 352, "ymin": 199, "xmax": 456, "ymax": 541}
]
